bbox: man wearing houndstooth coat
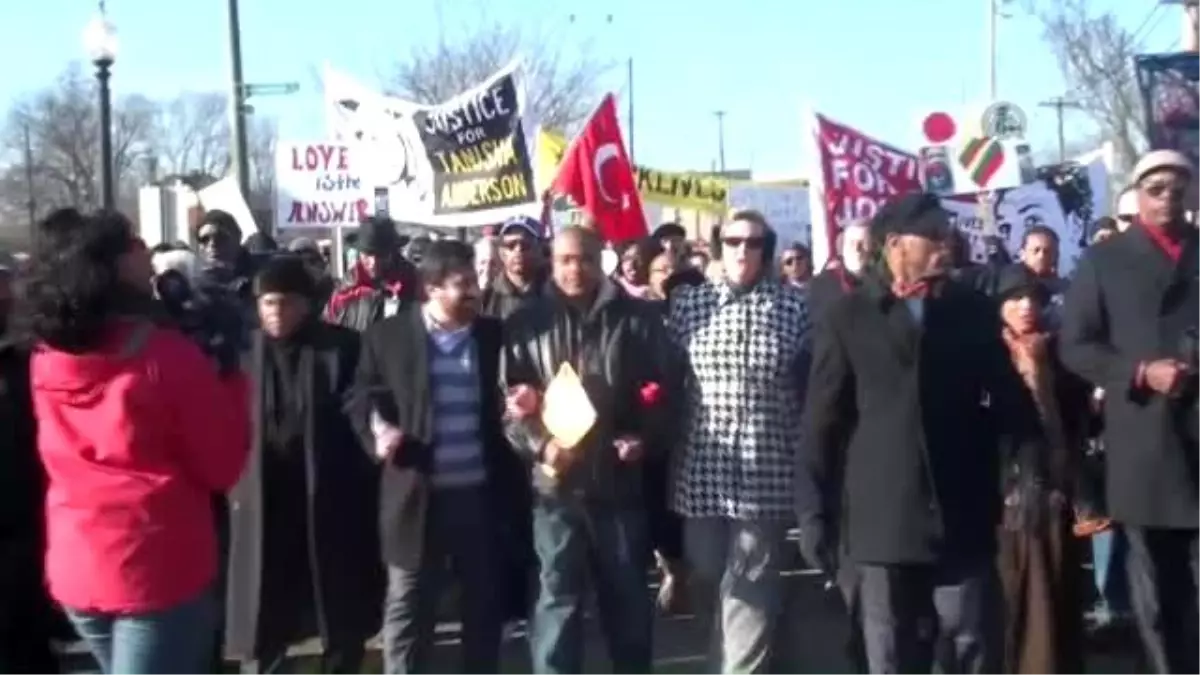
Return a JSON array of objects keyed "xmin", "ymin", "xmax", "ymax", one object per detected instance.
[{"xmin": 667, "ymin": 209, "xmax": 811, "ymax": 674}]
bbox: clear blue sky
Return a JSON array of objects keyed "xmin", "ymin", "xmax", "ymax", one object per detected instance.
[{"xmin": 0, "ymin": 0, "xmax": 1186, "ymax": 178}]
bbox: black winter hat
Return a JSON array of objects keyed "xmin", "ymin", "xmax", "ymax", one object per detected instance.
[
  {"xmin": 992, "ymin": 263, "xmax": 1050, "ymax": 306},
  {"xmin": 253, "ymin": 255, "xmax": 316, "ymax": 299}
]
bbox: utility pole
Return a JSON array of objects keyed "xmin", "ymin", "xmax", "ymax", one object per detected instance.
[
  {"xmin": 714, "ymin": 111, "xmax": 727, "ymax": 174},
  {"xmin": 1039, "ymin": 96, "xmax": 1082, "ymax": 162},
  {"xmin": 226, "ymin": 0, "xmax": 251, "ymax": 206},
  {"xmin": 1184, "ymin": 0, "xmax": 1199, "ymax": 52},
  {"xmin": 987, "ymin": 0, "xmax": 998, "ymax": 100},
  {"xmin": 627, "ymin": 57, "xmax": 635, "ymax": 164}
]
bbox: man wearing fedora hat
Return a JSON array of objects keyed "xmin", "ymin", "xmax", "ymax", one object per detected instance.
[
  {"xmin": 1061, "ymin": 149, "xmax": 1199, "ymax": 674},
  {"xmin": 325, "ymin": 217, "xmax": 418, "ymax": 332}
]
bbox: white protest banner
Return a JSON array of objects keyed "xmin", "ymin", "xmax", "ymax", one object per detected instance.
[
  {"xmin": 728, "ymin": 182, "xmax": 811, "ymax": 250},
  {"xmin": 198, "ymin": 176, "xmax": 260, "ymax": 236},
  {"xmin": 273, "ymin": 142, "xmax": 370, "ymax": 229},
  {"xmin": 324, "ymin": 63, "xmax": 540, "ymax": 228}
]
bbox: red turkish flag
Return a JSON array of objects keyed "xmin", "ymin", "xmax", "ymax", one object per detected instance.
[{"xmin": 551, "ymin": 94, "xmax": 647, "ymax": 242}]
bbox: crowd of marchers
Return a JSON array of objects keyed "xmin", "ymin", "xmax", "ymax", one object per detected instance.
[{"xmin": 0, "ymin": 148, "xmax": 1196, "ymax": 675}]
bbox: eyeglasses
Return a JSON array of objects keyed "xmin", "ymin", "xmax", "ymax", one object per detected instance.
[
  {"xmin": 1141, "ymin": 181, "xmax": 1187, "ymax": 200},
  {"xmin": 721, "ymin": 236, "xmax": 765, "ymax": 250},
  {"xmin": 196, "ymin": 232, "xmax": 226, "ymax": 246}
]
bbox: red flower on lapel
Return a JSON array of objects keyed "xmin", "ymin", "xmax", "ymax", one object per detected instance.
[{"xmin": 639, "ymin": 381, "xmax": 663, "ymax": 407}]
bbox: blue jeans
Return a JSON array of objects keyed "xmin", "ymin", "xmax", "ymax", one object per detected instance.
[
  {"xmin": 66, "ymin": 588, "xmax": 217, "ymax": 674},
  {"xmin": 1091, "ymin": 527, "xmax": 1129, "ymax": 618},
  {"xmin": 529, "ymin": 494, "xmax": 652, "ymax": 674}
]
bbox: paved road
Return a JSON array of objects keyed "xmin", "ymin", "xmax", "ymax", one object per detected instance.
[
  {"xmin": 412, "ymin": 570, "xmax": 1142, "ymax": 674},
  {"xmin": 60, "ymin": 568, "xmax": 1144, "ymax": 673}
]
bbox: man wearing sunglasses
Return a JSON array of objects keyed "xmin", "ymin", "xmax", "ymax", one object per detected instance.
[
  {"xmin": 481, "ymin": 215, "xmax": 546, "ymax": 320},
  {"xmin": 1061, "ymin": 149, "xmax": 1199, "ymax": 675},
  {"xmin": 778, "ymin": 243, "xmax": 813, "ymax": 290}
]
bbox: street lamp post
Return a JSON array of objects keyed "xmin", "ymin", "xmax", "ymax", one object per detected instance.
[{"xmin": 83, "ymin": 10, "xmax": 118, "ymax": 211}]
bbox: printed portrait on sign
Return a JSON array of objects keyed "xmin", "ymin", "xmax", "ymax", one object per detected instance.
[
  {"xmin": 1151, "ymin": 71, "xmax": 1200, "ymax": 175},
  {"xmin": 988, "ymin": 162, "xmax": 1094, "ymax": 252},
  {"xmin": 991, "ymin": 161, "xmax": 1093, "ymax": 268},
  {"xmin": 328, "ymin": 95, "xmax": 431, "ymax": 205}
]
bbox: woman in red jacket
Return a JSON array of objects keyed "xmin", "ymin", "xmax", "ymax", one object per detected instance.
[{"xmin": 18, "ymin": 208, "xmax": 249, "ymax": 674}]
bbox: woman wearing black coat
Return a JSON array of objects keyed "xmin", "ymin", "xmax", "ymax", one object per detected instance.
[{"xmin": 992, "ymin": 264, "xmax": 1092, "ymax": 674}]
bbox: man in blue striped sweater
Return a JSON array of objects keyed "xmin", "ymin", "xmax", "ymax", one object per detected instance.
[{"xmin": 350, "ymin": 240, "xmax": 527, "ymax": 674}]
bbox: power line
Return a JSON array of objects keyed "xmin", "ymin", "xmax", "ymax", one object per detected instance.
[
  {"xmin": 1135, "ymin": 4, "xmax": 1179, "ymax": 50},
  {"xmin": 1132, "ymin": 4, "xmax": 1163, "ymax": 44}
]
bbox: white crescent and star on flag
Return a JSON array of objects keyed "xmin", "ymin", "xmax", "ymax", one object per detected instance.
[{"xmin": 591, "ymin": 142, "xmax": 628, "ymax": 209}]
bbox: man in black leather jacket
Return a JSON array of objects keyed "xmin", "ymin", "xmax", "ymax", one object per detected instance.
[{"xmin": 501, "ymin": 226, "xmax": 665, "ymax": 674}]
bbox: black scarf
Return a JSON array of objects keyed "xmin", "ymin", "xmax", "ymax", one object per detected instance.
[{"xmin": 259, "ymin": 322, "xmax": 317, "ymax": 453}]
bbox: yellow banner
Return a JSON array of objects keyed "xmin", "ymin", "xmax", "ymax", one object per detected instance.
[
  {"xmin": 536, "ymin": 128, "xmax": 569, "ymax": 195},
  {"xmin": 537, "ymin": 129, "xmax": 730, "ymax": 214}
]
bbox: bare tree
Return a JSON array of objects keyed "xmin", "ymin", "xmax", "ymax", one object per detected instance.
[
  {"xmin": 244, "ymin": 115, "xmax": 278, "ymax": 208},
  {"xmin": 0, "ymin": 64, "xmax": 158, "ymax": 219},
  {"xmin": 1030, "ymin": 0, "xmax": 1148, "ymax": 172},
  {"xmin": 151, "ymin": 91, "xmax": 230, "ymax": 180},
  {"xmin": 385, "ymin": 18, "xmax": 611, "ymax": 132}
]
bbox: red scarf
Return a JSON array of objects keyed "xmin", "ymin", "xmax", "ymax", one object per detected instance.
[
  {"xmin": 1139, "ymin": 218, "xmax": 1183, "ymax": 263},
  {"xmin": 891, "ymin": 279, "xmax": 930, "ymax": 300}
]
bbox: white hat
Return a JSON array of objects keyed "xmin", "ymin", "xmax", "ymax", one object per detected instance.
[{"xmin": 1132, "ymin": 149, "xmax": 1194, "ymax": 184}]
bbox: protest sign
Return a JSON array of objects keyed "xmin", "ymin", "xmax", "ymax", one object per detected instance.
[
  {"xmin": 1135, "ymin": 52, "xmax": 1199, "ymax": 170},
  {"xmin": 807, "ymin": 112, "xmax": 921, "ymax": 266},
  {"xmin": 728, "ymin": 182, "xmax": 811, "ymax": 249},
  {"xmin": 1133, "ymin": 53, "xmax": 1199, "ymax": 226},
  {"xmin": 198, "ymin": 176, "xmax": 260, "ymax": 236},
  {"xmin": 635, "ymin": 168, "xmax": 728, "ymax": 213},
  {"xmin": 916, "ymin": 107, "xmax": 1035, "ymax": 197},
  {"xmin": 942, "ymin": 147, "xmax": 1109, "ymax": 274},
  {"xmin": 273, "ymin": 142, "xmax": 370, "ymax": 229},
  {"xmin": 323, "ymin": 63, "xmax": 540, "ymax": 228},
  {"xmin": 538, "ymin": 128, "xmax": 729, "ymax": 213},
  {"xmin": 808, "ymin": 112, "xmax": 1108, "ymax": 275}
]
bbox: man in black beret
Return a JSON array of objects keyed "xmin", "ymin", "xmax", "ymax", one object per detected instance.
[{"xmin": 798, "ymin": 191, "xmax": 1042, "ymax": 673}]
